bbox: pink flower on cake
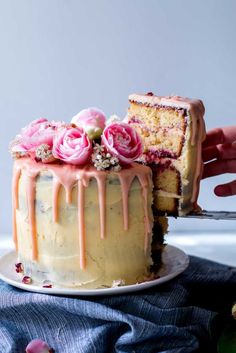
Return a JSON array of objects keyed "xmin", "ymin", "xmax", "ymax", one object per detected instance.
[
  {"xmin": 52, "ymin": 126, "xmax": 92, "ymax": 165},
  {"xmin": 71, "ymin": 107, "xmax": 106, "ymax": 140},
  {"xmin": 21, "ymin": 118, "xmax": 48, "ymax": 136},
  {"xmin": 10, "ymin": 118, "xmax": 60, "ymax": 162},
  {"xmin": 101, "ymin": 122, "xmax": 143, "ymax": 164},
  {"xmin": 20, "ymin": 118, "xmax": 55, "ymax": 149},
  {"xmin": 25, "ymin": 338, "xmax": 54, "ymax": 353}
]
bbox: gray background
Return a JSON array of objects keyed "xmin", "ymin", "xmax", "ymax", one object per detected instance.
[{"xmin": 1, "ymin": 0, "xmax": 236, "ymax": 234}]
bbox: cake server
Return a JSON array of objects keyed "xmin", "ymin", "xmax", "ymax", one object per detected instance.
[{"xmin": 180, "ymin": 210, "xmax": 236, "ymax": 220}]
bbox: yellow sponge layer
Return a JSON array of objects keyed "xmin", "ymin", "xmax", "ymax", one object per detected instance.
[
  {"xmin": 152, "ymin": 168, "xmax": 180, "ymax": 213},
  {"xmin": 132, "ymin": 125, "xmax": 184, "ymax": 157},
  {"xmin": 153, "ymin": 168, "xmax": 180, "ymax": 195},
  {"xmin": 129, "ymin": 103, "xmax": 186, "ymax": 157},
  {"xmin": 129, "ymin": 103, "xmax": 186, "ymax": 129}
]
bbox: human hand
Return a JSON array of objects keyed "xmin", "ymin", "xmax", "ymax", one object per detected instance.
[{"xmin": 202, "ymin": 126, "xmax": 236, "ymax": 196}]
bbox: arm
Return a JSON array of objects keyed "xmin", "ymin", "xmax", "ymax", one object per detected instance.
[{"xmin": 202, "ymin": 126, "xmax": 236, "ymax": 196}]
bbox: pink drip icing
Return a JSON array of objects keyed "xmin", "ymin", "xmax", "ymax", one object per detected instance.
[
  {"xmin": 93, "ymin": 173, "xmax": 106, "ymax": 239},
  {"xmin": 13, "ymin": 159, "xmax": 152, "ymax": 269},
  {"xmin": 50, "ymin": 164, "xmax": 77, "ymax": 204},
  {"xmin": 118, "ymin": 171, "xmax": 135, "ymax": 231},
  {"xmin": 65, "ymin": 187, "xmax": 72, "ymax": 204}
]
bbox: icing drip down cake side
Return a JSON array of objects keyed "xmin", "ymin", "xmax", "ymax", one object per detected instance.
[
  {"xmin": 127, "ymin": 93, "xmax": 206, "ymax": 215},
  {"xmin": 13, "ymin": 159, "xmax": 156, "ymax": 288},
  {"xmin": 10, "ymin": 108, "xmax": 166, "ymax": 289}
]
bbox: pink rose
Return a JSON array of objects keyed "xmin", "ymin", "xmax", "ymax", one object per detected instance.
[
  {"xmin": 71, "ymin": 107, "xmax": 106, "ymax": 140},
  {"xmin": 52, "ymin": 126, "xmax": 92, "ymax": 165},
  {"xmin": 10, "ymin": 119, "xmax": 66, "ymax": 162},
  {"xmin": 101, "ymin": 122, "xmax": 143, "ymax": 164},
  {"xmin": 21, "ymin": 118, "xmax": 48, "ymax": 137},
  {"xmin": 25, "ymin": 338, "xmax": 54, "ymax": 353},
  {"xmin": 11, "ymin": 118, "xmax": 54, "ymax": 153}
]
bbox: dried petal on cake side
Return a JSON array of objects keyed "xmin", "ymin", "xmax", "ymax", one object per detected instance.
[
  {"xmin": 42, "ymin": 280, "xmax": 53, "ymax": 288},
  {"xmin": 22, "ymin": 276, "xmax": 32, "ymax": 284},
  {"xmin": 15, "ymin": 262, "xmax": 24, "ymax": 273}
]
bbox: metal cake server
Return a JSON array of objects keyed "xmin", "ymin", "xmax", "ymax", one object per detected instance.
[{"xmin": 179, "ymin": 210, "xmax": 236, "ymax": 220}]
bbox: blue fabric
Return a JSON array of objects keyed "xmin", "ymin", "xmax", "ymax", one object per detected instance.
[{"xmin": 0, "ymin": 256, "xmax": 235, "ymax": 353}]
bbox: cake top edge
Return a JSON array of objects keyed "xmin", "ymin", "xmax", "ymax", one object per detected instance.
[
  {"xmin": 14, "ymin": 156, "xmax": 151, "ymax": 175},
  {"xmin": 128, "ymin": 93, "xmax": 205, "ymax": 115}
]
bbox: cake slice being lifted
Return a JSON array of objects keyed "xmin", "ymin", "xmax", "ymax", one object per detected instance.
[{"xmin": 127, "ymin": 93, "xmax": 206, "ymax": 216}]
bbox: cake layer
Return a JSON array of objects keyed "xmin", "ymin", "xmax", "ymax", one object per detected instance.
[
  {"xmin": 129, "ymin": 123, "xmax": 184, "ymax": 158},
  {"xmin": 153, "ymin": 166, "xmax": 180, "ymax": 214},
  {"xmin": 128, "ymin": 102, "xmax": 186, "ymax": 157},
  {"xmin": 13, "ymin": 158, "xmax": 155, "ymax": 288},
  {"xmin": 127, "ymin": 93, "xmax": 206, "ymax": 215},
  {"xmin": 128, "ymin": 102, "xmax": 186, "ymax": 129}
]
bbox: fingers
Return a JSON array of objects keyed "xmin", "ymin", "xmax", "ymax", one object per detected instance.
[
  {"xmin": 202, "ymin": 146, "xmax": 219, "ymax": 162},
  {"xmin": 214, "ymin": 180, "xmax": 236, "ymax": 197},
  {"xmin": 202, "ymin": 142, "xmax": 236, "ymax": 162},
  {"xmin": 202, "ymin": 126, "xmax": 236, "ymax": 196},
  {"xmin": 203, "ymin": 126, "xmax": 236, "ymax": 148},
  {"xmin": 202, "ymin": 159, "xmax": 236, "ymax": 179}
]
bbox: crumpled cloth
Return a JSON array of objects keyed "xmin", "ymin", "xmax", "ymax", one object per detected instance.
[{"xmin": 0, "ymin": 256, "xmax": 235, "ymax": 353}]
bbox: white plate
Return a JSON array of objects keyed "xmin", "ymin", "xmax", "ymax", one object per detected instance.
[{"xmin": 0, "ymin": 245, "xmax": 189, "ymax": 296}]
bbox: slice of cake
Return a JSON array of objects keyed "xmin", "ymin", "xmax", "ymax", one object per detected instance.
[
  {"xmin": 127, "ymin": 93, "xmax": 206, "ymax": 215},
  {"xmin": 10, "ymin": 109, "xmax": 166, "ymax": 289}
]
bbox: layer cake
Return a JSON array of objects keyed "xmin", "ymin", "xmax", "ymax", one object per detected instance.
[{"xmin": 10, "ymin": 111, "xmax": 165, "ymax": 289}]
